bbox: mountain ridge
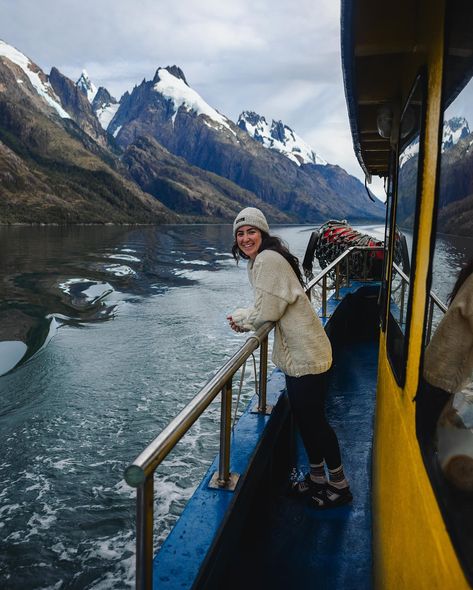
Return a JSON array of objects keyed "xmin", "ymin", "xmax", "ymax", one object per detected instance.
[
  {"xmin": 0, "ymin": 40, "xmax": 384, "ymax": 225},
  {"xmin": 109, "ymin": 65, "xmax": 384, "ymax": 222}
]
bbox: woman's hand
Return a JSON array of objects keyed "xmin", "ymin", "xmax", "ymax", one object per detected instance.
[{"xmin": 227, "ymin": 315, "xmax": 249, "ymax": 333}]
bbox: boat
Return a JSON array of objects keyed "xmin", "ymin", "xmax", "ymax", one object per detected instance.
[{"xmin": 124, "ymin": 0, "xmax": 473, "ymax": 587}]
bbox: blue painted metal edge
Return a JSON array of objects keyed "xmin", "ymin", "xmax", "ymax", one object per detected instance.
[{"xmin": 153, "ymin": 370, "xmax": 288, "ymax": 589}]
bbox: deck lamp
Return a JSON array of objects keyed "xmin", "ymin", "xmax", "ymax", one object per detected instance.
[{"xmin": 376, "ymin": 103, "xmax": 393, "ymax": 139}]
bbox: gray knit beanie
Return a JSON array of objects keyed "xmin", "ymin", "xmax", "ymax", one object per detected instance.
[{"xmin": 233, "ymin": 207, "xmax": 270, "ymax": 236}]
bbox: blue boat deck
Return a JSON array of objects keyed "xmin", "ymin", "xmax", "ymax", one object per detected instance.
[
  {"xmin": 226, "ymin": 339, "xmax": 378, "ymax": 590},
  {"xmin": 153, "ymin": 284, "xmax": 380, "ymax": 589}
]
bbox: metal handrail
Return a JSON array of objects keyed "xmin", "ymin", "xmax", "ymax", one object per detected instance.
[
  {"xmin": 392, "ymin": 261, "xmax": 410, "ymax": 284},
  {"xmin": 425, "ymin": 280, "xmax": 448, "ymax": 344},
  {"xmin": 124, "ymin": 244, "xmax": 384, "ymax": 589},
  {"xmin": 124, "ymin": 322, "xmax": 273, "ymax": 488},
  {"xmin": 125, "ymin": 321, "xmax": 273, "ymax": 590},
  {"xmin": 306, "ymin": 245, "xmax": 385, "ymax": 314},
  {"xmin": 391, "ymin": 262, "xmax": 447, "ymax": 341}
]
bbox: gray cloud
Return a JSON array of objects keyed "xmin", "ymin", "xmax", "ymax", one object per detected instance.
[{"xmin": 0, "ymin": 0, "xmax": 385, "ymax": 199}]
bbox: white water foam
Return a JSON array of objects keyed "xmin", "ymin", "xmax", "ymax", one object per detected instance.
[
  {"xmin": 107, "ymin": 254, "xmax": 140, "ymax": 263},
  {"xmin": 0, "ymin": 341, "xmax": 27, "ymax": 375}
]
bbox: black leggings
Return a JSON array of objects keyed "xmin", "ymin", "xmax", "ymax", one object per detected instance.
[{"xmin": 285, "ymin": 372, "xmax": 342, "ymax": 469}]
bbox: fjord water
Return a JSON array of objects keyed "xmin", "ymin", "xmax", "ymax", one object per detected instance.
[{"xmin": 0, "ymin": 224, "xmax": 468, "ymax": 589}]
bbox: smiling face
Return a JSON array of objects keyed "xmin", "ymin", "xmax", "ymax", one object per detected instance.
[{"xmin": 236, "ymin": 225, "xmax": 262, "ymax": 260}]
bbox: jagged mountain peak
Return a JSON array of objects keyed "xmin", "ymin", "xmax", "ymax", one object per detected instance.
[
  {"xmin": 151, "ymin": 65, "xmax": 233, "ymax": 132},
  {"xmin": 237, "ymin": 110, "xmax": 326, "ymax": 167},
  {"xmin": 91, "ymin": 86, "xmax": 119, "ymax": 131},
  {"xmin": 239, "ymin": 110, "xmax": 268, "ymax": 127},
  {"xmin": 442, "ymin": 116, "xmax": 470, "ymax": 151},
  {"xmin": 92, "ymin": 86, "xmax": 117, "ymax": 106},
  {"xmin": 153, "ymin": 65, "xmax": 189, "ymax": 86},
  {"xmin": 76, "ymin": 69, "xmax": 97, "ymax": 102}
]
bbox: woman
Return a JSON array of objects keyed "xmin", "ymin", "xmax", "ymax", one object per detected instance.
[
  {"xmin": 419, "ymin": 258, "xmax": 473, "ymax": 443},
  {"xmin": 227, "ymin": 207, "xmax": 352, "ymax": 509}
]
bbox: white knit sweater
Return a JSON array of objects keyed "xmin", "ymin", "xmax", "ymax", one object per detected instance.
[
  {"xmin": 424, "ymin": 273, "xmax": 473, "ymax": 393},
  {"xmin": 231, "ymin": 249, "xmax": 332, "ymax": 377}
]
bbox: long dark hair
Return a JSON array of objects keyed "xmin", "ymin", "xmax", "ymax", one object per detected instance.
[
  {"xmin": 232, "ymin": 231, "xmax": 305, "ymax": 286},
  {"xmin": 448, "ymin": 257, "xmax": 473, "ymax": 305}
]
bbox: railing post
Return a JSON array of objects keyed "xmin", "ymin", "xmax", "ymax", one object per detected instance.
[
  {"xmin": 136, "ymin": 476, "xmax": 154, "ymax": 590},
  {"xmin": 335, "ymin": 263, "xmax": 341, "ymax": 300},
  {"xmin": 400, "ymin": 277, "xmax": 406, "ymax": 326},
  {"xmin": 258, "ymin": 336, "xmax": 268, "ymax": 412},
  {"xmin": 345, "ymin": 254, "xmax": 350, "ymax": 287},
  {"xmin": 322, "ymin": 273, "xmax": 328, "ymax": 317},
  {"xmin": 209, "ymin": 380, "xmax": 239, "ymax": 490},
  {"xmin": 426, "ymin": 297, "xmax": 435, "ymax": 345},
  {"xmin": 217, "ymin": 380, "xmax": 232, "ymax": 486}
]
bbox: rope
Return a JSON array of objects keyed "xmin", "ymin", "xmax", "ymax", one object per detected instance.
[{"xmin": 252, "ymin": 353, "xmax": 258, "ymax": 396}]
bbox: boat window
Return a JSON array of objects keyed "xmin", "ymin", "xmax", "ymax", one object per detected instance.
[
  {"xmin": 387, "ymin": 74, "xmax": 425, "ymax": 386},
  {"xmin": 379, "ymin": 157, "xmax": 395, "ymax": 332},
  {"xmin": 417, "ymin": 1, "xmax": 473, "ymax": 583},
  {"xmin": 427, "ymin": 60, "xmax": 473, "ymax": 318}
]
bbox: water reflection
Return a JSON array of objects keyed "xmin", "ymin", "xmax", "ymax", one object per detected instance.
[{"xmin": 0, "ymin": 225, "xmax": 235, "ymax": 376}]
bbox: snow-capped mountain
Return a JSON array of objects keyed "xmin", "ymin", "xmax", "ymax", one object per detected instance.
[
  {"xmin": 107, "ymin": 65, "xmax": 383, "ymax": 222},
  {"xmin": 108, "ymin": 65, "xmax": 235, "ymax": 140},
  {"xmin": 92, "ymin": 87, "xmax": 119, "ymax": 131},
  {"xmin": 153, "ymin": 66, "xmax": 234, "ymax": 133},
  {"xmin": 0, "ymin": 39, "xmax": 385, "ymax": 224},
  {"xmin": 400, "ymin": 116, "xmax": 471, "ymax": 168},
  {"xmin": 237, "ymin": 111, "xmax": 326, "ymax": 166},
  {"xmin": 442, "ymin": 116, "xmax": 470, "ymax": 151},
  {"xmin": 0, "ymin": 42, "xmax": 176, "ymax": 224},
  {"xmin": 0, "ymin": 39, "xmax": 70, "ymax": 119},
  {"xmin": 76, "ymin": 70, "xmax": 97, "ymax": 103},
  {"xmin": 75, "ymin": 70, "xmax": 120, "ymax": 132}
]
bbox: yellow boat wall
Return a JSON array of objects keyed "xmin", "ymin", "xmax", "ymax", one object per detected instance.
[{"xmin": 373, "ymin": 1, "xmax": 470, "ymax": 587}]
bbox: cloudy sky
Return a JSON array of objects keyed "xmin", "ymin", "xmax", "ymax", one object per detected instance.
[{"xmin": 0, "ymin": 0, "xmax": 386, "ymax": 199}]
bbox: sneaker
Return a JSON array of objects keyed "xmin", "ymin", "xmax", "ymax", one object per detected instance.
[
  {"xmin": 289, "ymin": 472, "xmax": 326, "ymax": 500},
  {"xmin": 310, "ymin": 483, "xmax": 353, "ymax": 509}
]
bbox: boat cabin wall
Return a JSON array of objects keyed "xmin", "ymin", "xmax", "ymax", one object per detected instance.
[{"xmin": 373, "ymin": 0, "xmax": 471, "ymax": 587}]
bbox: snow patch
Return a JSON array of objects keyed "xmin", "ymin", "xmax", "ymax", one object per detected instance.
[
  {"xmin": 154, "ymin": 68, "xmax": 233, "ymax": 134},
  {"xmin": 0, "ymin": 40, "xmax": 70, "ymax": 119},
  {"xmin": 76, "ymin": 69, "xmax": 98, "ymax": 102},
  {"xmin": 96, "ymin": 103, "xmax": 119, "ymax": 130},
  {"xmin": 442, "ymin": 116, "xmax": 470, "ymax": 152},
  {"xmin": 238, "ymin": 111, "xmax": 326, "ymax": 166}
]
